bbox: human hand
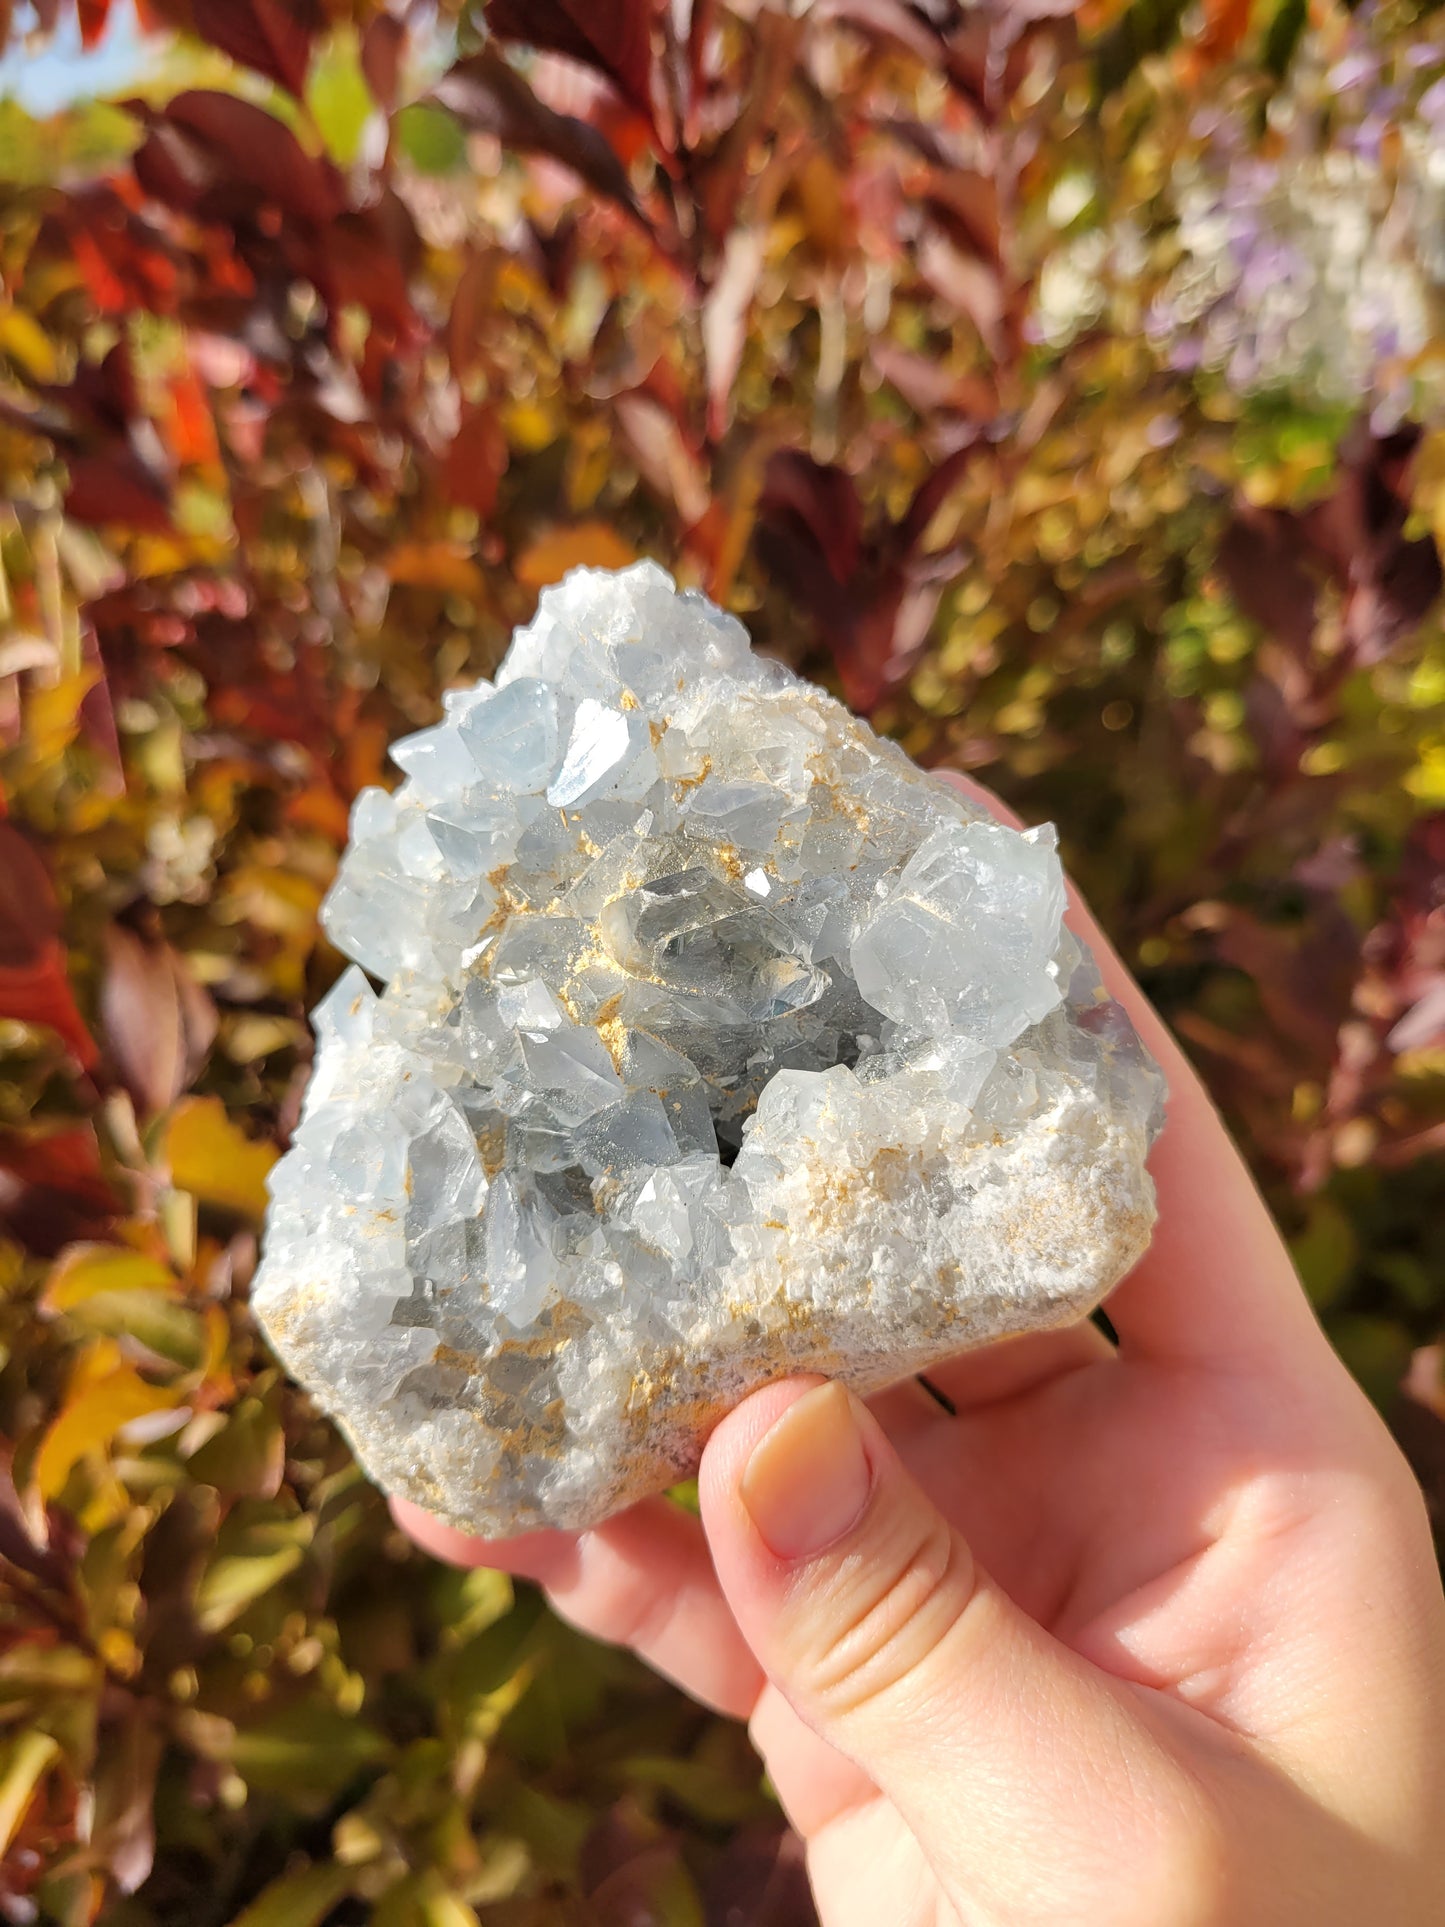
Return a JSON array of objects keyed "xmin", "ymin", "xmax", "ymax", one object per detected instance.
[{"xmin": 395, "ymin": 777, "xmax": 1445, "ymax": 1926}]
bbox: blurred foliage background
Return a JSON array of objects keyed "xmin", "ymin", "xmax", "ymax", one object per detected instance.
[{"xmin": 1, "ymin": 0, "xmax": 1444, "ymax": 1920}]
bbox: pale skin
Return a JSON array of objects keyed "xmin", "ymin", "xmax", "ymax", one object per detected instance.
[{"xmin": 395, "ymin": 777, "xmax": 1445, "ymax": 1926}]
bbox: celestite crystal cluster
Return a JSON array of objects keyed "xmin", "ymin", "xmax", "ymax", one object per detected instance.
[{"xmin": 253, "ymin": 565, "xmax": 1165, "ymax": 1535}]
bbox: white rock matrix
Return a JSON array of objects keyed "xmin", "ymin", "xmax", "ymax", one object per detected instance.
[{"xmin": 253, "ymin": 564, "xmax": 1164, "ymax": 1535}]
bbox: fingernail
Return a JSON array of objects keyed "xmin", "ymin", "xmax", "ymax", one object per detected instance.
[{"xmin": 741, "ymin": 1382, "xmax": 873, "ymax": 1560}]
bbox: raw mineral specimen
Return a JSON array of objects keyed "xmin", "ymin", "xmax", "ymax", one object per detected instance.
[{"xmin": 253, "ymin": 563, "xmax": 1165, "ymax": 1535}]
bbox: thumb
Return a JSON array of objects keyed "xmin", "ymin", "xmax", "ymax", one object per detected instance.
[{"xmin": 699, "ymin": 1378, "xmax": 1194, "ymax": 1909}]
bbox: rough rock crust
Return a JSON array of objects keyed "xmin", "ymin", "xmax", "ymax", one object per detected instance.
[{"xmin": 253, "ymin": 564, "xmax": 1165, "ymax": 1535}]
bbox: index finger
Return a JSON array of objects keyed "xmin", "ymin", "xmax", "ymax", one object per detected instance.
[{"xmin": 938, "ymin": 771, "xmax": 1320, "ymax": 1373}]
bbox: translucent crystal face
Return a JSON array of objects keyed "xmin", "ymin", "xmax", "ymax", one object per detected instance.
[{"xmin": 253, "ymin": 563, "xmax": 1164, "ymax": 1535}]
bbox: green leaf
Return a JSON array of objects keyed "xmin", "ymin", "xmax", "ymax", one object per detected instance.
[
  {"xmin": 1328, "ymin": 1315, "xmax": 1414, "ymax": 1410},
  {"xmin": 617, "ymin": 1755, "xmax": 766, "ymax": 1826},
  {"xmin": 228, "ymin": 1860, "xmax": 355, "ymax": 1927},
  {"xmin": 1289, "ymin": 1197, "xmax": 1356, "ymax": 1311},
  {"xmin": 1264, "ymin": 0, "xmax": 1307, "ymax": 80},
  {"xmin": 396, "ymin": 102, "xmax": 467, "ymax": 175},
  {"xmin": 196, "ymin": 1542, "xmax": 305, "ymax": 1632},
  {"xmin": 57, "ymin": 1288, "xmax": 205, "ymax": 1368},
  {"xmin": 307, "ymin": 28, "xmax": 376, "ymax": 168},
  {"xmin": 436, "ymin": 1564, "xmax": 513, "ymax": 1642},
  {"xmin": 186, "ymin": 1395, "xmax": 286, "ymax": 1499},
  {"xmin": 228, "ymin": 1702, "xmax": 389, "ymax": 1800},
  {"xmin": 490, "ymin": 1783, "xmax": 591, "ymax": 1882}
]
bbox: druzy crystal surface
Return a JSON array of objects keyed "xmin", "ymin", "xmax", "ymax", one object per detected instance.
[{"xmin": 253, "ymin": 564, "xmax": 1165, "ymax": 1534}]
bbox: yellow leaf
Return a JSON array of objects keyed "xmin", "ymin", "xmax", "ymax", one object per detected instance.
[
  {"xmin": 0, "ymin": 1731, "xmax": 59, "ymax": 1859},
  {"xmin": 0, "ymin": 307, "xmax": 59, "ymax": 381},
  {"xmin": 421, "ymin": 1897, "xmax": 480, "ymax": 1927},
  {"xmin": 43, "ymin": 1244, "xmax": 176, "ymax": 1312},
  {"xmin": 25, "ymin": 667, "xmax": 100, "ymax": 767},
  {"xmin": 164, "ymin": 1097, "xmax": 276, "ymax": 1220},
  {"xmin": 500, "ymin": 398, "xmax": 556, "ymax": 452},
  {"xmin": 1405, "ymin": 743, "xmax": 1445, "ymax": 805},
  {"xmin": 515, "ymin": 522, "xmax": 637, "ymax": 591},
  {"xmin": 34, "ymin": 1357, "xmax": 180, "ymax": 1500}
]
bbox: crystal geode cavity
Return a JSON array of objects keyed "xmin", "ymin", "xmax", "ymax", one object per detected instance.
[{"xmin": 253, "ymin": 564, "xmax": 1164, "ymax": 1535}]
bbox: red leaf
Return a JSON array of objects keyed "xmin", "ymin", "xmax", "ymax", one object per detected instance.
[
  {"xmin": 756, "ymin": 447, "xmax": 969, "ymax": 713},
  {"xmin": 1225, "ymin": 425, "xmax": 1443, "ymax": 666},
  {"xmin": 1218, "ymin": 509, "xmax": 1318, "ymax": 660},
  {"xmin": 314, "ymin": 192, "xmax": 423, "ymax": 348},
  {"xmin": 894, "ymin": 439, "xmax": 980, "ymax": 554},
  {"xmin": 190, "ymin": 0, "xmax": 317, "ymax": 97},
  {"xmin": 0, "ymin": 827, "xmax": 98, "ymax": 1069},
  {"xmin": 688, "ymin": 0, "xmax": 717, "ymax": 97},
  {"xmin": 0, "ymin": 1127, "xmax": 116, "ymax": 1256},
  {"xmin": 64, "ymin": 449, "xmax": 173, "ymax": 532},
  {"xmin": 923, "ymin": 170, "xmax": 1001, "ymax": 266},
  {"xmin": 0, "ymin": 826, "xmax": 60, "ymax": 967},
  {"xmin": 444, "ymin": 402, "xmax": 508, "ymax": 518},
  {"xmin": 447, "ymin": 249, "xmax": 499, "ymax": 380},
  {"xmin": 432, "ymin": 48, "xmax": 650, "ymax": 229},
  {"xmin": 100, "ymin": 927, "xmax": 218, "ymax": 1117},
  {"xmin": 49, "ymin": 188, "xmax": 182, "ymax": 317},
  {"xmin": 361, "ymin": 13, "xmax": 406, "ymax": 111},
  {"xmin": 1301, "ymin": 424, "xmax": 1443, "ymax": 663},
  {"xmin": 77, "ymin": 0, "xmax": 112, "ymax": 50},
  {"xmin": 759, "ymin": 451, "xmax": 862, "ymax": 586},
  {"xmin": 487, "ymin": 0, "xmax": 658, "ymax": 128},
  {"xmin": 134, "ymin": 92, "xmax": 344, "ymax": 230}
]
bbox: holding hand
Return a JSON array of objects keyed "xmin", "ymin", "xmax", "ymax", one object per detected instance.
[{"xmin": 397, "ymin": 780, "xmax": 1445, "ymax": 1926}]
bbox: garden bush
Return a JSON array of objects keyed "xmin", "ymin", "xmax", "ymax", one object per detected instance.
[{"xmin": 1, "ymin": 2, "xmax": 1443, "ymax": 1920}]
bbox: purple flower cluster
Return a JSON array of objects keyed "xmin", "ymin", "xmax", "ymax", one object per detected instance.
[{"xmin": 1034, "ymin": 24, "xmax": 1445, "ymax": 425}]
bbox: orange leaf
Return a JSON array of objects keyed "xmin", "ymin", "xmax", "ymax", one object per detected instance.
[
  {"xmin": 166, "ymin": 370, "xmax": 220, "ymax": 468},
  {"xmin": 385, "ymin": 540, "xmax": 486, "ymax": 600},
  {"xmin": 283, "ymin": 782, "xmax": 352, "ymax": 843},
  {"xmin": 515, "ymin": 522, "xmax": 637, "ymax": 590}
]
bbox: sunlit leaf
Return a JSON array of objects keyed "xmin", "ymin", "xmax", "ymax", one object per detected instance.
[
  {"xmin": 515, "ymin": 523, "xmax": 638, "ymax": 590},
  {"xmin": 307, "ymin": 28, "xmax": 376, "ymax": 170},
  {"xmin": 43, "ymin": 1245, "xmax": 175, "ymax": 1310},
  {"xmin": 163, "ymin": 1097, "xmax": 277, "ymax": 1221},
  {"xmin": 34, "ymin": 1351, "xmax": 180, "ymax": 1500},
  {"xmin": 0, "ymin": 306, "xmax": 60, "ymax": 380},
  {"xmin": 0, "ymin": 1731, "xmax": 60, "ymax": 1860},
  {"xmin": 385, "ymin": 541, "xmax": 486, "ymax": 600},
  {"xmin": 55, "ymin": 1289, "xmax": 204, "ymax": 1369}
]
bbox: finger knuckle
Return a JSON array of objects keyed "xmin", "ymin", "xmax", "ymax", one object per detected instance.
[{"xmin": 800, "ymin": 1517, "xmax": 978, "ymax": 1720}]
